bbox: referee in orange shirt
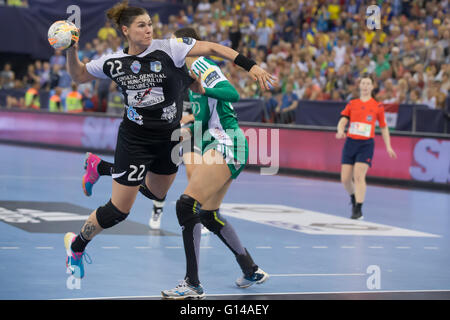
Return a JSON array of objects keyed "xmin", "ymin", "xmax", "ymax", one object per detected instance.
[{"xmin": 336, "ymin": 75, "xmax": 397, "ymax": 219}]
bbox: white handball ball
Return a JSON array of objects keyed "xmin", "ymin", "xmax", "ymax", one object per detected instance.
[{"xmin": 47, "ymin": 20, "xmax": 79, "ymax": 50}]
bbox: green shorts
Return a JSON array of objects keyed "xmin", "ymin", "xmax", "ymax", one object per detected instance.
[{"xmin": 202, "ymin": 127, "xmax": 248, "ymax": 179}]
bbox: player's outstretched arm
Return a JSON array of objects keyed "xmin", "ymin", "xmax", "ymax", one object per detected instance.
[{"xmin": 188, "ymin": 40, "xmax": 277, "ymax": 91}]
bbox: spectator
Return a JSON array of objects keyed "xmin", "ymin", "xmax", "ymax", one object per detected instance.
[
  {"xmin": 408, "ymin": 89, "xmax": 422, "ymax": 104},
  {"xmin": 255, "ymin": 16, "xmax": 273, "ymax": 54},
  {"xmin": 0, "ymin": 63, "xmax": 15, "ymax": 89},
  {"xmin": 262, "ymin": 89, "xmax": 279, "ymax": 123},
  {"xmin": 327, "ymin": 0, "xmax": 341, "ymax": 25},
  {"xmin": 239, "ymin": 15, "xmax": 256, "ymax": 47},
  {"xmin": 95, "ymin": 77, "xmax": 112, "ymax": 113},
  {"xmin": 333, "ymin": 37, "xmax": 346, "ymax": 70},
  {"xmin": 275, "ymin": 82, "xmax": 298, "ymax": 124},
  {"xmin": 65, "ymin": 83, "xmax": 83, "ymax": 113},
  {"xmin": 39, "ymin": 62, "xmax": 51, "ymax": 89},
  {"xmin": 375, "ymin": 53, "xmax": 391, "ymax": 78},
  {"xmin": 107, "ymin": 82, "xmax": 124, "ymax": 116},
  {"xmin": 196, "ymin": 0, "xmax": 211, "ymax": 19},
  {"xmin": 57, "ymin": 67, "xmax": 73, "ymax": 92},
  {"xmin": 49, "ymin": 87, "xmax": 62, "ymax": 112},
  {"xmin": 7, "ymin": 0, "xmax": 28, "ymax": 7},
  {"xmin": 228, "ymin": 16, "xmax": 241, "ymax": 50},
  {"xmin": 24, "ymin": 81, "xmax": 41, "ymax": 110},
  {"xmin": 97, "ymin": 20, "xmax": 117, "ymax": 41},
  {"xmin": 78, "ymin": 42, "xmax": 96, "ymax": 61},
  {"xmin": 23, "ymin": 64, "xmax": 40, "ymax": 87},
  {"xmin": 49, "ymin": 49, "xmax": 66, "ymax": 68},
  {"xmin": 6, "ymin": 95, "xmax": 24, "ymax": 108},
  {"xmin": 49, "ymin": 64, "xmax": 61, "ymax": 90}
]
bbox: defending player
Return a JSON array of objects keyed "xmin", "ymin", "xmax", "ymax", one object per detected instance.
[{"xmin": 161, "ymin": 27, "xmax": 269, "ymax": 299}]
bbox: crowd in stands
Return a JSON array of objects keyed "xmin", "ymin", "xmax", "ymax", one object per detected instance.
[
  {"xmin": 1, "ymin": 0, "xmax": 449, "ymax": 124},
  {"xmin": 0, "ymin": 0, "xmax": 28, "ymax": 7}
]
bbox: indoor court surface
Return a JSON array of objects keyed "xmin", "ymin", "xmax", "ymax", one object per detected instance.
[{"xmin": 1, "ymin": 144, "xmax": 449, "ymax": 300}]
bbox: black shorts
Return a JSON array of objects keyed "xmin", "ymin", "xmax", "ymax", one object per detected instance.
[
  {"xmin": 112, "ymin": 123, "xmax": 180, "ymax": 186},
  {"xmin": 341, "ymin": 137, "xmax": 375, "ymax": 167}
]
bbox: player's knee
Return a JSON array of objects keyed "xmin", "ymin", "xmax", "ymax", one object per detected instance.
[
  {"xmin": 96, "ymin": 200, "xmax": 129, "ymax": 229},
  {"xmin": 199, "ymin": 209, "xmax": 226, "ymax": 234},
  {"xmin": 139, "ymin": 183, "xmax": 166, "ymax": 202},
  {"xmin": 176, "ymin": 194, "xmax": 201, "ymax": 227}
]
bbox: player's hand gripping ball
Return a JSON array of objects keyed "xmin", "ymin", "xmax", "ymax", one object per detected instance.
[{"xmin": 48, "ymin": 20, "xmax": 79, "ymax": 50}]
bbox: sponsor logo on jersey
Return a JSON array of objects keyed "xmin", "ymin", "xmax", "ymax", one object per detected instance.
[
  {"xmin": 367, "ymin": 115, "xmax": 373, "ymax": 121},
  {"xmin": 128, "ymin": 87, "xmax": 165, "ymax": 108},
  {"xmin": 161, "ymin": 102, "xmax": 177, "ymax": 122},
  {"xmin": 150, "ymin": 61, "xmax": 162, "ymax": 73},
  {"xmin": 177, "ymin": 37, "xmax": 193, "ymax": 45},
  {"xmin": 131, "ymin": 60, "xmax": 141, "ymax": 74},
  {"xmin": 203, "ymin": 69, "xmax": 221, "ymax": 87},
  {"xmin": 126, "ymin": 105, "xmax": 143, "ymax": 125}
]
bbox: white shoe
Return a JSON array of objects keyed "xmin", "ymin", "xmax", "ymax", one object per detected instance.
[
  {"xmin": 161, "ymin": 279, "xmax": 205, "ymax": 300},
  {"xmin": 149, "ymin": 205, "xmax": 163, "ymax": 229},
  {"xmin": 236, "ymin": 268, "xmax": 269, "ymax": 288}
]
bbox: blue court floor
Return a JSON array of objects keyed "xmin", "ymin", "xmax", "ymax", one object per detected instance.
[{"xmin": 0, "ymin": 144, "xmax": 449, "ymax": 300}]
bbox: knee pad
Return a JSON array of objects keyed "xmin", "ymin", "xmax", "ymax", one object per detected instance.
[
  {"xmin": 176, "ymin": 194, "xmax": 201, "ymax": 227},
  {"xmin": 139, "ymin": 183, "xmax": 166, "ymax": 202},
  {"xmin": 96, "ymin": 200, "xmax": 128, "ymax": 229},
  {"xmin": 199, "ymin": 209, "xmax": 226, "ymax": 234}
]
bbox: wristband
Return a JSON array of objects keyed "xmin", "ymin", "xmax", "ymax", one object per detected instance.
[{"xmin": 234, "ymin": 53, "xmax": 257, "ymax": 72}]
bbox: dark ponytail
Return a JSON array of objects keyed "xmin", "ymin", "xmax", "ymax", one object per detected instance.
[{"xmin": 106, "ymin": 0, "xmax": 148, "ymax": 37}]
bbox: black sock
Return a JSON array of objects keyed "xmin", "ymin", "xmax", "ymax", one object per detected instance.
[
  {"xmin": 350, "ymin": 194, "xmax": 356, "ymax": 207},
  {"xmin": 355, "ymin": 202, "xmax": 363, "ymax": 211},
  {"xmin": 182, "ymin": 221, "xmax": 202, "ymax": 287},
  {"xmin": 97, "ymin": 160, "xmax": 113, "ymax": 176},
  {"xmin": 177, "ymin": 195, "xmax": 202, "ymax": 287},
  {"xmin": 236, "ymin": 248, "xmax": 258, "ymax": 277},
  {"xmin": 71, "ymin": 233, "xmax": 90, "ymax": 253}
]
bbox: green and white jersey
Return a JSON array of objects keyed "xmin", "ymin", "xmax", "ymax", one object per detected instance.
[
  {"xmin": 188, "ymin": 56, "xmax": 248, "ymax": 179},
  {"xmin": 189, "ymin": 56, "xmax": 239, "ymax": 139}
]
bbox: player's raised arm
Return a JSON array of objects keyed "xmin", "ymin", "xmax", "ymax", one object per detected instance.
[
  {"xmin": 66, "ymin": 44, "xmax": 97, "ymax": 84},
  {"xmin": 187, "ymin": 40, "xmax": 277, "ymax": 91}
]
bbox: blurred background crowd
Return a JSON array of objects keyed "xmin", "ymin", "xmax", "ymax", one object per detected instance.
[{"xmin": 0, "ymin": 0, "xmax": 449, "ymax": 123}]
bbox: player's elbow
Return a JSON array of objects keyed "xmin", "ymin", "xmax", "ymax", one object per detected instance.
[
  {"xmin": 68, "ymin": 64, "xmax": 93, "ymax": 84},
  {"xmin": 229, "ymin": 89, "xmax": 240, "ymax": 102}
]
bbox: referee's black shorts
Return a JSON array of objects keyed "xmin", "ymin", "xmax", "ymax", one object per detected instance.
[
  {"xmin": 341, "ymin": 137, "xmax": 375, "ymax": 167},
  {"xmin": 112, "ymin": 123, "xmax": 179, "ymax": 186}
]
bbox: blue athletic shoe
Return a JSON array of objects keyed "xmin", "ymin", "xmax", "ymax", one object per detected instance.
[{"xmin": 64, "ymin": 232, "xmax": 91, "ymax": 279}]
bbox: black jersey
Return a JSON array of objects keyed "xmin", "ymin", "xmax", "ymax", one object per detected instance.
[{"xmin": 86, "ymin": 37, "xmax": 196, "ymax": 135}]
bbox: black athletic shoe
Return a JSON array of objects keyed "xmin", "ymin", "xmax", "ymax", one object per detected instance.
[{"xmin": 351, "ymin": 207, "xmax": 363, "ymax": 220}]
